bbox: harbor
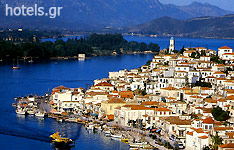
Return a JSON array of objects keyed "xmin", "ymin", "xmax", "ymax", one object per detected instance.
[{"xmin": 13, "ymin": 93, "xmax": 167, "ymax": 150}]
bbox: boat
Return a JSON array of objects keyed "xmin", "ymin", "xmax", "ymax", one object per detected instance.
[
  {"xmin": 121, "ymin": 138, "xmax": 129, "ymax": 143},
  {"xmin": 35, "ymin": 112, "xmax": 45, "ymax": 118},
  {"xmin": 111, "ymin": 134, "xmax": 122, "ymax": 139},
  {"xmin": 86, "ymin": 124, "xmax": 94, "ymax": 130},
  {"xmin": 129, "ymin": 142, "xmax": 148, "ymax": 148},
  {"xmin": 15, "ymin": 109, "xmax": 26, "ymax": 115},
  {"xmin": 12, "ymin": 103, "xmax": 17, "ymax": 107},
  {"xmin": 56, "ymin": 117, "xmax": 63, "ymax": 123},
  {"xmin": 27, "ymin": 110, "xmax": 35, "ymax": 115},
  {"xmin": 95, "ymin": 126, "xmax": 102, "ymax": 131},
  {"xmin": 50, "ymin": 132, "xmax": 74, "ymax": 149},
  {"xmin": 12, "ymin": 58, "xmax": 20, "ymax": 70},
  {"xmin": 104, "ymin": 130, "xmax": 111, "ymax": 137}
]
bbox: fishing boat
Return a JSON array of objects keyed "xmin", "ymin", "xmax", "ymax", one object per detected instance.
[
  {"xmin": 50, "ymin": 132, "xmax": 74, "ymax": 149},
  {"xmin": 15, "ymin": 109, "xmax": 26, "ymax": 115},
  {"xmin": 35, "ymin": 111, "xmax": 45, "ymax": 118}
]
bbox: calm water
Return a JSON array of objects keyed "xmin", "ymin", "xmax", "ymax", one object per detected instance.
[{"xmin": 1, "ymin": 36, "xmax": 234, "ymax": 150}]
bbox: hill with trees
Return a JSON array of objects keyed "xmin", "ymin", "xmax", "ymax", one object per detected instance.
[{"xmin": 0, "ymin": 33, "xmax": 160, "ymax": 60}]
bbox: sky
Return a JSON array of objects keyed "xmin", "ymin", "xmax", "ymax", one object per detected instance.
[{"xmin": 160, "ymin": 0, "xmax": 234, "ymax": 11}]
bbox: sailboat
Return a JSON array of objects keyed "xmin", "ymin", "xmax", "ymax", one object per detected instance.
[{"xmin": 12, "ymin": 58, "xmax": 20, "ymax": 70}]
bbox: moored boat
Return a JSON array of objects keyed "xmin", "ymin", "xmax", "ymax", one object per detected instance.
[
  {"xmin": 27, "ymin": 110, "xmax": 35, "ymax": 115},
  {"xmin": 12, "ymin": 103, "xmax": 17, "ymax": 107},
  {"xmin": 15, "ymin": 109, "xmax": 26, "ymax": 115},
  {"xmin": 35, "ymin": 112, "xmax": 45, "ymax": 117},
  {"xmin": 129, "ymin": 142, "xmax": 148, "ymax": 148},
  {"xmin": 50, "ymin": 132, "xmax": 74, "ymax": 149},
  {"xmin": 111, "ymin": 134, "xmax": 122, "ymax": 139}
]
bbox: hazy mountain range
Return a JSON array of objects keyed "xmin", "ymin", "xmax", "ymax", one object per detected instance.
[
  {"xmin": 0, "ymin": 0, "xmax": 232, "ymax": 30},
  {"xmin": 126, "ymin": 14, "xmax": 234, "ymax": 38}
]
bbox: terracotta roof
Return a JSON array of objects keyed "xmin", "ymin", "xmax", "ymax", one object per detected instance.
[
  {"xmin": 227, "ymin": 95, "xmax": 234, "ymax": 100},
  {"xmin": 214, "ymin": 71, "xmax": 226, "ymax": 74},
  {"xmin": 164, "ymin": 116, "xmax": 191, "ymax": 125},
  {"xmin": 181, "ymin": 87, "xmax": 191, "ymax": 90},
  {"xmin": 52, "ymin": 89, "xmax": 60, "ymax": 94},
  {"xmin": 203, "ymin": 117, "xmax": 214, "ymax": 124},
  {"xmin": 161, "ymin": 87, "xmax": 177, "ymax": 90},
  {"xmin": 119, "ymin": 91, "xmax": 134, "ymax": 98},
  {"xmin": 166, "ymin": 97, "xmax": 176, "ymax": 100},
  {"xmin": 187, "ymin": 131, "xmax": 193, "ymax": 136},
  {"xmin": 107, "ymin": 115, "xmax": 114, "ymax": 120},
  {"xmin": 130, "ymin": 105, "xmax": 155, "ymax": 110},
  {"xmin": 201, "ymin": 87, "xmax": 211, "ymax": 90},
  {"xmin": 216, "ymin": 64, "xmax": 225, "ymax": 67},
  {"xmin": 141, "ymin": 101, "xmax": 159, "ymax": 106},
  {"xmin": 156, "ymin": 108, "xmax": 171, "ymax": 111},
  {"xmin": 199, "ymin": 135, "xmax": 208, "ymax": 139},
  {"xmin": 226, "ymin": 132, "xmax": 234, "ymax": 138},
  {"xmin": 95, "ymin": 82, "xmax": 113, "ymax": 87},
  {"xmin": 219, "ymin": 143, "xmax": 234, "ymax": 148},
  {"xmin": 107, "ymin": 97, "xmax": 126, "ymax": 103},
  {"xmin": 218, "ymin": 98, "xmax": 227, "ymax": 102},
  {"xmin": 192, "ymin": 128, "xmax": 204, "ymax": 133},
  {"xmin": 54, "ymin": 85, "xmax": 70, "ymax": 90},
  {"xmin": 219, "ymin": 46, "xmax": 232, "ymax": 49},
  {"xmin": 214, "ymin": 127, "xmax": 233, "ymax": 131}
]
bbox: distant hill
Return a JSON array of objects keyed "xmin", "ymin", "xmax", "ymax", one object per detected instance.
[
  {"xmin": 125, "ymin": 14, "xmax": 234, "ymax": 38},
  {"xmin": 0, "ymin": 0, "xmax": 232, "ymax": 30}
]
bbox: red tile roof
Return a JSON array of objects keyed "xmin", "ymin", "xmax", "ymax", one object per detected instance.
[
  {"xmin": 107, "ymin": 97, "xmax": 126, "ymax": 103},
  {"xmin": 219, "ymin": 143, "xmax": 234, "ymax": 148},
  {"xmin": 219, "ymin": 46, "xmax": 232, "ymax": 49},
  {"xmin": 95, "ymin": 82, "xmax": 113, "ymax": 87},
  {"xmin": 203, "ymin": 117, "xmax": 214, "ymax": 124},
  {"xmin": 107, "ymin": 115, "xmax": 114, "ymax": 120},
  {"xmin": 119, "ymin": 91, "xmax": 134, "ymax": 98},
  {"xmin": 199, "ymin": 135, "xmax": 208, "ymax": 139}
]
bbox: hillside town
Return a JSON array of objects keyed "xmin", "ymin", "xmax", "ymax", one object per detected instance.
[{"xmin": 14, "ymin": 38, "xmax": 234, "ymax": 150}]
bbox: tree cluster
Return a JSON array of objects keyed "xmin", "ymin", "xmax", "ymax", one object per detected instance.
[
  {"xmin": 212, "ymin": 107, "xmax": 230, "ymax": 121},
  {"xmin": 0, "ymin": 33, "xmax": 160, "ymax": 60}
]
